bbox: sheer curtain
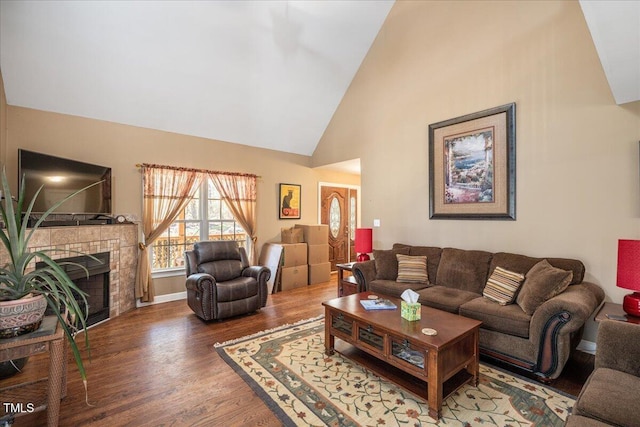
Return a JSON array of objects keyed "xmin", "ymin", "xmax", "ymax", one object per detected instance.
[
  {"xmin": 208, "ymin": 172, "xmax": 258, "ymax": 264},
  {"xmin": 136, "ymin": 165, "xmax": 202, "ymax": 302}
]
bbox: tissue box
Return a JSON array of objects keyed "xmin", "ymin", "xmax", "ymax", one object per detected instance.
[{"xmin": 401, "ymin": 301, "xmax": 421, "ymax": 321}]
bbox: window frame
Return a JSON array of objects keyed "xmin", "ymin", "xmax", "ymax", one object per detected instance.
[{"xmin": 150, "ymin": 178, "xmax": 247, "ymax": 275}]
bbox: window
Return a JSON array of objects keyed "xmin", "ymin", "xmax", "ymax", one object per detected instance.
[{"xmin": 151, "ymin": 179, "xmax": 246, "ymax": 271}]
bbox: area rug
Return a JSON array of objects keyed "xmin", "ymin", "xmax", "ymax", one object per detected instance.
[{"xmin": 214, "ymin": 317, "xmax": 574, "ymax": 426}]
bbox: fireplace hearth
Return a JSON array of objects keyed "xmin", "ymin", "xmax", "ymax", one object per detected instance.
[{"xmin": 37, "ymin": 252, "xmax": 111, "ymax": 326}]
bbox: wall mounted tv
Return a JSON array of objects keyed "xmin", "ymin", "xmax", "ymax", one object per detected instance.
[{"xmin": 18, "ymin": 149, "xmax": 112, "ymax": 215}]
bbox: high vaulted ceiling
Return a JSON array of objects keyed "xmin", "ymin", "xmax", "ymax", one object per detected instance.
[
  {"xmin": 0, "ymin": 1, "xmax": 638, "ymax": 160},
  {"xmin": 579, "ymin": 0, "xmax": 640, "ymax": 105},
  {"xmin": 0, "ymin": 0, "xmax": 393, "ymax": 156}
]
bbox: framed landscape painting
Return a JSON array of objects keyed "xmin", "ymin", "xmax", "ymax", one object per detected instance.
[
  {"xmin": 429, "ymin": 103, "xmax": 516, "ymax": 220},
  {"xmin": 279, "ymin": 183, "xmax": 301, "ymax": 219}
]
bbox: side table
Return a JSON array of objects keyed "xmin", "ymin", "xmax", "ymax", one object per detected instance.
[
  {"xmin": 0, "ymin": 316, "xmax": 67, "ymax": 427},
  {"xmin": 594, "ymin": 302, "xmax": 640, "ymax": 325},
  {"xmin": 336, "ymin": 262, "xmax": 359, "ymax": 297}
]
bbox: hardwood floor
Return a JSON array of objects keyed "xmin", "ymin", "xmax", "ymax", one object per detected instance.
[{"xmin": 7, "ymin": 276, "xmax": 593, "ymax": 426}]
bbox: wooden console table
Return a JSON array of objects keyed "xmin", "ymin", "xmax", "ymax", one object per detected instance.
[{"xmin": 0, "ymin": 316, "xmax": 67, "ymax": 427}]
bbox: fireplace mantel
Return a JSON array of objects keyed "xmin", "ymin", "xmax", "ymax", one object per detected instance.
[{"xmin": 0, "ymin": 224, "xmax": 139, "ymax": 319}]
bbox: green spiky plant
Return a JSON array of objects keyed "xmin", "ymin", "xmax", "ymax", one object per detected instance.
[{"xmin": 0, "ymin": 166, "xmax": 103, "ymax": 396}]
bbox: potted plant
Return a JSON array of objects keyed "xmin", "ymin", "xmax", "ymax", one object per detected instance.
[{"xmin": 0, "ymin": 166, "xmax": 101, "ymax": 394}]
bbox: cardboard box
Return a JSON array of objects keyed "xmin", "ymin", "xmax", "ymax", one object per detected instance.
[
  {"xmin": 280, "ymin": 265, "xmax": 309, "ymax": 290},
  {"xmin": 401, "ymin": 301, "xmax": 421, "ymax": 321},
  {"xmin": 308, "ymin": 244, "xmax": 330, "ymax": 265},
  {"xmin": 295, "ymin": 224, "xmax": 329, "ymax": 245},
  {"xmin": 308, "ymin": 262, "xmax": 331, "ymax": 285},
  {"xmin": 280, "ymin": 226, "xmax": 304, "ymax": 244},
  {"xmin": 280, "ymin": 243, "xmax": 307, "ymax": 267}
]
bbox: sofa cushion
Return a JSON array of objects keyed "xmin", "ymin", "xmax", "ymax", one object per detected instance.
[
  {"xmin": 573, "ymin": 368, "xmax": 640, "ymax": 427},
  {"xmin": 417, "ymin": 286, "xmax": 480, "ymax": 313},
  {"xmin": 369, "ymin": 279, "xmax": 429, "ymax": 298},
  {"xmin": 490, "ymin": 252, "xmax": 585, "ymax": 285},
  {"xmin": 393, "ymin": 244, "xmax": 442, "ymax": 285},
  {"xmin": 373, "ymin": 247, "xmax": 410, "ymax": 280},
  {"xmin": 460, "ymin": 297, "xmax": 531, "ymax": 338},
  {"xmin": 516, "ymin": 259, "xmax": 573, "ymax": 315},
  {"xmin": 483, "ymin": 266, "xmax": 525, "ymax": 305},
  {"xmin": 396, "ymin": 254, "xmax": 428, "ymax": 284},
  {"xmin": 435, "ymin": 248, "xmax": 493, "ymax": 294},
  {"xmin": 595, "ymin": 320, "xmax": 640, "ymax": 376}
]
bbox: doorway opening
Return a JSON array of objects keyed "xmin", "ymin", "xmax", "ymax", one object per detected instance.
[{"xmin": 319, "ymin": 184, "xmax": 360, "ymax": 271}]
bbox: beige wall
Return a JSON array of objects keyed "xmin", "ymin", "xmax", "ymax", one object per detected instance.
[
  {"xmin": 314, "ymin": 1, "xmax": 640, "ymax": 341},
  {"xmin": 0, "ymin": 87, "xmax": 359, "ymax": 296}
]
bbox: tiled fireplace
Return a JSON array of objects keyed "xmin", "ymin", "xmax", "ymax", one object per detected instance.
[
  {"xmin": 0, "ymin": 224, "xmax": 139, "ymax": 319},
  {"xmin": 37, "ymin": 251, "xmax": 111, "ymax": 326}
]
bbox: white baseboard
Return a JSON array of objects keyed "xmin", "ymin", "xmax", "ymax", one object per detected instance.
[
  {"xmin": 136, "ymin": 291, "xmax": 187, "ymax": 308},
  {"xmin": 577, "ymin": 339, "xmax": 596, "ymax": 355}
]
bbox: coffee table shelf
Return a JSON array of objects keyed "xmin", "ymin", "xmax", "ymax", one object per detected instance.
[{"xmin": 323, "ymin": 292, "xmax": 482, "ymax": 419}]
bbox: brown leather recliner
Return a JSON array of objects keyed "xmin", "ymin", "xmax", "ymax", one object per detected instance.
[{"xmin": 184, "ymin": 241, "xmax": 270, "ymax": 321}]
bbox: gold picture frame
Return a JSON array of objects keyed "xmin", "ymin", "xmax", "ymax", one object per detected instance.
[{"xmin": 429, "ymin": 103, "xmax": 516, "ymax": 220}]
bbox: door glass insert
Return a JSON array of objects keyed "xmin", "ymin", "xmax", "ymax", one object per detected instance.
[
  {"xmin": 329, "ymin": 197, "xmax": 341, "ymax": 238},
  {"xmin": 350, "ymin": 196, "xmax": 356, "ymax": 241}
]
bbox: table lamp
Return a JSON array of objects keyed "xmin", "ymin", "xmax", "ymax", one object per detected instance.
[
  {"xmin": 617, "ymin": 239, "xmax": 640, "ymax": 317},
  {"xmin": 355, "ymin": 228, "xmax": 373, "ymax": 262}
]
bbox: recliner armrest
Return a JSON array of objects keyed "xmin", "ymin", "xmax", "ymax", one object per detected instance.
[
  {"xmin": 242, "ymin": 265, "xmax": 271, "ymax": 281},
  {"xmin": 596, "ymin": 320, "xmax": 640, "ymax": 376},
  {"xmin": 185, "ymin": 273, "xmax": 216, "ymax": 292},
  {"xmin": 242, "ymin": 266, "xmax": 271, "ymax": 307}
]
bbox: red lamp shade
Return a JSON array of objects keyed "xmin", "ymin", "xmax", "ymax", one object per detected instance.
[
  {"xmin": 355, "ymin": 228, "xmax": 373, "ymax": 262},
  {"xmin": 617, "ymin": 239, "xmax": 640, "ymax": 317}
]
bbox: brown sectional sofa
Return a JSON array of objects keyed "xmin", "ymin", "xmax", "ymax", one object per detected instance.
[{"xmin": 352, "ymin": 243, "xmax": 605, "ymax": 381}]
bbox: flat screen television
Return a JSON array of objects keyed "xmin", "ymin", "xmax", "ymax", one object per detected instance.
[{"xmin": 18, "ymin": 149, "xmax": 112, "ymax": 215}]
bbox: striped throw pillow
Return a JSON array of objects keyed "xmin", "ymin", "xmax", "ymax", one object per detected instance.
[
  {"xmin": 396, "ymin": 254, "xmax": 428, "ymax": 284},
  {"xmin": 483, "ymin": 266, "xmax": 525, "ymax": 305}
]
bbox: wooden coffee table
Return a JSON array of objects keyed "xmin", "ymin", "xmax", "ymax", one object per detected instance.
[{"xmin": 322, "ymin": 292, "xmax": 482, "ymax": 419}]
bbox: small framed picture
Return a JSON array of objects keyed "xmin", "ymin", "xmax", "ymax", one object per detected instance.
[{"xmin": 279, "ymin": 183, "xmax": 301, "ymax": 219}]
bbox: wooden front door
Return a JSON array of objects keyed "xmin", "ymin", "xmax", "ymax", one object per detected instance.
[{"xmin": 321, "ymin": 186, "xmax": 358, "ymax": 270}]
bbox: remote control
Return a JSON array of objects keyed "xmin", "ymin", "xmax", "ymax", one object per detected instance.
[{"xmin": 606, "ymin": 314, "xmax": 628, "ymax": 321}]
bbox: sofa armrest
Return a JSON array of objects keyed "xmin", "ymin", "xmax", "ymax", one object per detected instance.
[
  {"xmin": 352, "ymin": 260, "xmax": 376, "ymax": 291},
  {"xmin": 529, "ymin": 281, "xmax": 604, "ymax": 378},
  {"xmin": 596, "ymin": 320, "xmax": 640, "ymax": 376},
  {"xmin": 242, "ymin": 266, "xmax": 271, "ymax": 307},
  {"xmin": 531, "ymin": 282, "xmax": 604, "ymax": 342}
]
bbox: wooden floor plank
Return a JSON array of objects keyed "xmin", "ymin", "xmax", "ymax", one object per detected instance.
[{"xmin": 4, "ymin": 276, "xmax": 592, "ymax": 426}]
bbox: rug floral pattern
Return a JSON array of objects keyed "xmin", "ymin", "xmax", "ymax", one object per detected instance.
[{"xmin": 215, "ymin": 317, "xmax": 574, "ymax": 427}]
